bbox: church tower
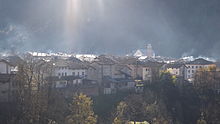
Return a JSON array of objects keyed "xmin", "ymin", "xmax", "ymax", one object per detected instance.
[{"xmin": 146, "ymin": 44, "xmax": 155, "ymax": 58}]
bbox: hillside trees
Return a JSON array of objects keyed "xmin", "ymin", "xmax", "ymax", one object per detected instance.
[
  {"xmin": 113, "ymin": 101, "xmax": 128, "ymax": 124},
  {"xmin": 194, "ymin": 67, "xmax": 220, "ymax": 124},
  {"xmin": 14, "ymin": 58, "xmax": 50, "ymax": 124},
  {"xmin": 112, "ymin": 93, "xmax": 171, "ymax": 124},
  {"xmin": 12, "ymin": 57, "xmax": 68, "ymax": 124},
  {"xmin": 66, "ymin": 93, "xmax": 97, "ymax": 124}
]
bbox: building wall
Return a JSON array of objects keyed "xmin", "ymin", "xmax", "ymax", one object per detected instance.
[
  {"xmin": 121, "ymin": 66, "xmax": 132, "ymax": 76},
  {"xmin": 103, "ymin": 65, "xmax": 114, "ymax": 77},
  {"xmin": 0, "ymin": 62, "xmax": 11, "ymax": 74},
  {"xmin": 55, "ymin": 79, "xmax": 82, "ymax": 88},
  {"xmin": 167, "ymin": 68, "xmax": 180, "ymax": 76},
  {"xmin": 129, "ymin": 65, "xmax": 143, "ymax": 79},
  {"xmin": 91, "ymin": 62, "xmax": 115, "ymax": 83},
  {"xmin": 112, "ymin": 65, "xmax": 132, "ymax": 79},
  {"xmin": 143, "ymin": 67, "xmax": 152, "ymax": 82},
  {"xmin": 55, "ymin": 80, "xmax": 67, "ymax": 88},
  {"xmin": 185, "ymin": 64, "xmax": 215, "ymax": 81},
  {"xmin": 86, "ymin": 67, "xmax": 98, "ymax": 81},
  {"xmin": 54, "ymin": 67, "xmax": 86, "ymax": 77},
  {"xmin": 91, "ymin": 63, "xmax": 102, "ymax": 82}
]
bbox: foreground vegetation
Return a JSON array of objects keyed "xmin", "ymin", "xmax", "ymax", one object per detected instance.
[{"xmin": 1, "ymin": 61, "xmax": 220, "ymax": 124}]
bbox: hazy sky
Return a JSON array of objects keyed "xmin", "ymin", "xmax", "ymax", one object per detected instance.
[{"xmin": 0, "ymin": 0, "xmax": 220, "ymax": 58}]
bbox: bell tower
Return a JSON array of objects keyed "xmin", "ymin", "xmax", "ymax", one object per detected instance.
[{"xmin": 146, "ymin": 44, "xmax": 154, "ymax": 58}]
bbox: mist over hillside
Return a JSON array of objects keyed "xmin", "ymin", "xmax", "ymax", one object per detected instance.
[{"xmin": 0, "ymin": 0, "xmax": 220, "ymax": 58}]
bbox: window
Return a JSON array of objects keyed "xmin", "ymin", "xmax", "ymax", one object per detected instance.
[
  {"xmin": 72, "ymin": 72, "xmax": 75, "ymax": 76},
  {"xmin": 58, "ymin": 73, "xmax": 61, "ymax": 76},
  {"xmin": 82, "ymin": 72, "xmax": 85, "ymax": 76},
  {"xmin": 192, "ymin": 66, "xmax": 194, "ymax": 69},
  {"xmin": 78, "ymin": 72, "xmax": 80, "ymax": 76},
  {"xmin": 65, "ymin": 72, "xmax": 67, "ymax": 76},
  {"xmin": 196, "ymin": 66, "xmax": 198, "ymax": 69},
  {"xmin": 188, "ymin": 70, "xmax": 190, "ymax": 73},
  {"xmin": 62, "ymin": 73, "xmax": 64, "ymax": 76},
  {"xmin": 192, "ymin": 70, "xmax": 194, "ymax": 73}
]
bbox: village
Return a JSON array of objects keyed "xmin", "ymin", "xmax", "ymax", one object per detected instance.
[
  {"xmin": 0, "ymin": 44, "xmax": 220, "ymax": 103},
  {"xmin": 1, "ymin": 0, "xmax": 220, "ymax": 123}
]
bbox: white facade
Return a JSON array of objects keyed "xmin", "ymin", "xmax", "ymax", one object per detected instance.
[
  {"xmin": 146, "ymin": 44, "xmax": 155, "ymax": 58},
  {"xmin": 0, "ymin": 61, "xmax": 12, "ymax": 74},
  {"xmin": 185, "ymin": 64, "xmax": 214, "ymax": 81},
  {"xmin": 54, "ymin": 67, "xmax": 86, "ymax": 78}
]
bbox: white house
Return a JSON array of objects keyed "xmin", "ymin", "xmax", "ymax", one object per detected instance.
[
  {"xmin": 52, "ymin": 59, "xmax": 87, "ymax": 78},
  {"xmin": 185, "ymin": 58, "xmax": 216, "ymax": 82},
  {"xmin": 0, "ymin": 59, "xmax": 13, "ymax": 74}
]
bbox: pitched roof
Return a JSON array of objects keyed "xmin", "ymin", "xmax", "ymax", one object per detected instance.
[
  {"xmin": 137, "ymin": 60, "xmax": 164, "ymax": 67},
  {"xmin": 116, "ymin": 57, "xmax": 138, "ymax": 65},
  {"xmin": 93, "ymin": 55, "xmax": 116, "ymax": 65},
  {"xmin": 187, "ymin": 58, "xmax": 214, "ymax": 65},
  {"xmin": 5, "ymin": 55, "xmax": 24, "ymax": 66},
  {"xmin": 166, "ymin": 63, "xmax": 185, "ymax": 68},
  {"xmin": 0, "ymin": 59, "xmax": 14, "ymax": 66},
  {"xmin": 52, "ymin": 59, "xmax": 88, "ymax": 69},
  {"xmin": 68, "ymin": 56, "xmax": 82, "ymax": 63}
]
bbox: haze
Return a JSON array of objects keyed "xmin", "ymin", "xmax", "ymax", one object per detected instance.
[{"xmin": 0, "ymin": 0, "xmax": 220, "ymax": 58}]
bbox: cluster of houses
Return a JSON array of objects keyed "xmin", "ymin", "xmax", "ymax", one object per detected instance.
[{"xmin": 0, "ymin": 52, "xmax": 220, "ymax": 103}]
